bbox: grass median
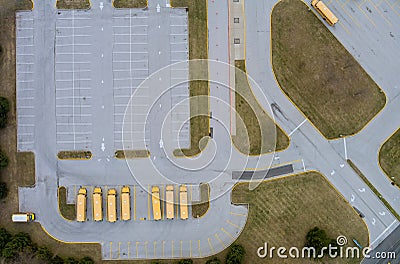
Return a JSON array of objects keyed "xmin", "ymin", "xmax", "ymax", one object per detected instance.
[
  {"xmin": 58, "ymin": 187, "xmax": 76, "ymax": 221},
  {"xmin": 233, "ymin": 60, "xmax": 289, "ymax": 155},
  {"xmin": 171, "ymin": 0, "xmax": 209, "ymax": 157},
  {"xmin": 379, "ymin": 129, "xmax": 400, "ymax": 187},
  {"xmin": 56, "ymin": 0, "xmax": 90, "ymax": 9},
  {"xmin": 113, "ymin": 0, "xmax": 147, "ymax": 8},
  {"xmin": 271, "ymin": 0, "xmax": 386, "ymax": 139},
  {"xmin": 347, "ymin": 159, "xmax": 400, "ymax": 221}
]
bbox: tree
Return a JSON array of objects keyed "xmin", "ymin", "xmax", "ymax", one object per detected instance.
[
  {"xmin": 0, "ymin": 182, "xmax": 8, "ymax": 199},
  {"xmin": 0, "ymin": 150, "xmax": 8, "ymax": 168},
  {"xmin": 305, "ymin": 227, "xmax": 338, "ymax": 258},
  {"xmin": 206, "ymin": 257, "xmax": 221, "ymax": 264},
  {"xmin": 0, "ymin": 228, "xmax": 12, "ymax": 250},
  {"xmin": 65, "ymin": 257, "xmax": 79, "ymax": 264},
  {"xmin": 50, "ymin": 255, "xmax": 65, "ymax": 264},
  {"xmin": 225, "ymin": 244, "xmax": 246, "ymax": 264},
  {"xmin": 79, "ymin": 256, "xmax": 95, "ymax": 264},
  {"xmin": 0, "ymin": 97, "xmax": 10, "ymax": 128},
  {"xmin": 36, "ymin": 246, "xmax": 53, "ymax": 262},
  {"xmin": 177, "ymin": 259, "xmax": 193, "ymax": 264}
]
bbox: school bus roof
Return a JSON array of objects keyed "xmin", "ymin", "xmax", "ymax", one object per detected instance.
[
  {"xmin": 108, "ymin": 189, "xmax": 117, "ymax": 195},
  {"xmin": 152, "ymin": 186, "xmax": 160, "ymax": 193},
  {"xmin": 180, "ymin": 185, "xmax": 187, "ymax": 192},
  {"xmin": 121, "ymin": 186, "xmax": 130, "ymax": 193},
  {"xmin": 315, "ymin": 1, "xmax": 338, "ymax": 25},
  {"xmin": 78, "ymin": 188, "xmax": 87, "ymax": 195},
  {"xmin": 93, "ymin": 187, "xmax": 102, "ymax": 194}
]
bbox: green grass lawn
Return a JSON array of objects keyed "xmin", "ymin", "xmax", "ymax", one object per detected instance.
[
  {"xmin": 58, "ymin": 187, "xmax": 76, "ymax": 221},
  {"xmin": 171, "ymin": 0, "xmax": 209, "ymax": 157},
  {"xmin": 271, "ymin": 0, "xmax": 386, "ymax": 139},
  {"xmin": 225, "ymin": 172, "xmax": 369, "ymax": 264},
  {"xmin": 113, "ymin": 0, "xmax": 147, "ymax": 8},
  {"xmin": 56, "ymin": 0, "xmax": 90, "ymax": 9},
  {"xmin": 379, "ymin": 129, "xmax": 400, "ymax": 187},
  {"xmin": 233, "ymin": 60, "xmax": 289, "ymax": 155}
]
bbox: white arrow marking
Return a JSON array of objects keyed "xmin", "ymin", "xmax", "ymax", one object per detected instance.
[
  {"xmin": 101, "ymin": 143, "xmax": 105, "ymax": 151},
  {"xmin": 102, "ymin": 138, "xmax": 105, "ymax": 142},
  {"xmin": 101, "ymin": 27, "xmax": 104, "ymax": 31},
  {"xmin": 100, "ymin": 2, "xmax": 104, "ymax": 10},
  {"xmin": 101, "ymin": 80, "xmax": 104, "ymax": 84},
  {"xmin": 330, "ymin": 170, "xmax": 335, "ymax": 176},
  {"xmin": 358, "ymin": 188, "xmax": 365, "ymax": 193},
  {"xmin": 340, "ymin": 164, "xmax": 345, "ymax": 168},
  {"xmin": 106, "ymin": 157, "xmax": 110, "ymax": 162},
  {"xmin": 372, "ymin": 218, "xmax": 376, "ymax": 225},
  {"xmin": 101, "ymin": 53, "xmax": 104, "ymax": 58},
  {"xmin": 156, "ymin": 3, "xmax": 161, "ymax": 12},
  {"xmin": 153, "ymin": 156, "xmax": 156, "ymax": 160},
  {"xmin": 379, "ymin": 212, "xmax": 386, "ymax": 216},
  {"xmin": 350, "ymin": 194, "xmax": 355, "ymax": 202},
  {"xmin": 159, "ymin": 104, "xmax": 162, "ymax": 108},
  {"xmin": 159, "ymin": 139, "xmax": 164, "ymax": 148}
]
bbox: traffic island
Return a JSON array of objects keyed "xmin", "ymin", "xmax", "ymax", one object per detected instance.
[
  {"xmin": 379, "ymin": 129, "xmax": 400, "ymax": 187},
  {"xmin": 56, "ymin": 0, "xmax": 90, "ymax": 9},
  {"xmin": 271, "ymin": 0, "xmax": 386, "ymax": 139},
  {"xmin": 113, "ymin": 0, "xmax": 148, "ymax": 8}
]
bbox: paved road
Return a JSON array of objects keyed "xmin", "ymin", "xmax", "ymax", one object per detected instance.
[
  {"xmin": 362, "ymin": 224, "xmax": 400, "ymax": 264},
  {"xmin": 243, "ymin": 0, "xmax": 400, "ymax": 248}
]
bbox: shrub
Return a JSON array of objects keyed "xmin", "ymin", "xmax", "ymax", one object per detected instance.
[
  {"xmin": 305, "ymin": 227, "xmax": 338, "ymax": 258},
  {"xmin": 177, "ymin": 259, "xmax": 193, "ymax": 264},
  {"xmin": 36, "ymin": 246, "xmax": 53, "ymax": 261},
  {"xmin": 206, "ymin": 257, "xmax": 221, "ymax": 264},
  {"xmin": 0, "ymin": 228, "xmax": 12, "ymax": 249},
  {"xmin": 79, "ymin": 256, "xmax": 95, "ymax": 264},
  {"xmin": 0, "ymin": 97, "xmax": 10, "ymax": 128},
  {"xmin": 0, "ymin": 150, "xmax": 8, "ymax": 168},
  {"xmin": 0, "ymin": 182, "xmax": 8, "ymax": 199},
  {"xmin": 226, "ymin": 244, "xmax": 246, "ymax": 264}
]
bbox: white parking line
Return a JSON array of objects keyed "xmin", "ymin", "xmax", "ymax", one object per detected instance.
[
  {"xmin": 56, "ymin": 43, "xmax": 92, "ymax": 47},
  {"xmin": 57, "ymin": 25, "xmax": 92, "ymax": 29},
  {"xmin": 57, "ymin": 35, "xmax": 92, "ymax": 38}
]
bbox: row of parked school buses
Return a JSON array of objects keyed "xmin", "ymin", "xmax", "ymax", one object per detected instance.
[
  {"xmin": 75, "ymin": 185, "xmax": 188, "ymax": 222},
  {"xmin": 76, "ymin": 186, "xmax": 131, "ymax": 222},
  {"xmin": 151, "ymin": 185, "xmax": 188, "ymax": 221}
]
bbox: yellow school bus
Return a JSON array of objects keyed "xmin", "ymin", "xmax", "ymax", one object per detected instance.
[
  {"xmin": 93, "ymin": 187, "xmax": 103, "ymax": 221},
  {"xmin": 151, "ymin": 186, "xmax": 162, "ymax": 220},
  {"xmin": 76, "ymin": 188, "xmax": 87, "ymax": 222},
  {"xmin": 179, "ymin": 185, "xmax": 188, "ymax": 220},
  {"xmin": 121, "ymin": 186, "xmax": 131, "ymax": 221},
  {"xmin": 311, "ymin": 0, "xmax": 338, "ymax": 26},
  {"xmin": 166, "ymin": 185, "xmax": 174, "ymax": 219},
  {"xmin": 107, "ymin": 189, "xmax": 117, "ymax": 223}
]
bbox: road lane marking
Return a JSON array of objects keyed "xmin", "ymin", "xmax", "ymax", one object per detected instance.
[
  {"xmin": 215, "ymin": 233, "xmax": 225, "ymax": 247},
  {"xmin": 221, "ymin": 228, "xmax": 234, "ymax": 239},
  {"xmin": 180, "ymin": 240, "xmax": 183, "ymax": 257},
  {"xmin": 128, "ymin": 242, "xmax": 130, "ymax": 258},
  {"xmin": 226, "ymin": 220, "xmax": 240, "ymax": 228},
  {"xmin": 172, "ymin": 240, "xmax": 174, "ymax": 258},
  {"xmin": 288, "ymin": 119, "xmax": 307, "ymax": 136},
  {"xmin": 145, "ymin": 241, "xmax": 148, "ymax": 258},
  {"xmin": 198, "ymin": 240, "xmax": 201, "ymax": 257},
  {"xmin": 229, "ymin": 211, "xmax": 246, "ymax": 217},
  {"xmin": 154, "ymin": 241, "xmax": 157, "ymax": 257},
  {"xmin": 189, "ymin": 240, "xmax": 192, "ymax": 257},
  {"xmin": 207, "ymin": 238, "xmax": 215, "ymax": 254},
  {"xmin": 109, "ymin": 242, "xmax": 112, "ymax": 259},
  {"xmin": 136, "ymin": 242, "xmax": 139, "ymax": 258},
  {"xmin": 162, "ymin": 241, "xmax": 165, "ymax": 257},
  {"xmin": 118, "ymin": 242, "xmax": 121, "ymax": 259},
  {"xmin": 368, "ymin": 0, "xmax": 392, "ymax": 25}
]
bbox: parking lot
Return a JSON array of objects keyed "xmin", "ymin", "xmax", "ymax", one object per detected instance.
[
  {"xmin": 55, "ymin": 11, "xmax": 93, "ymax": 151},
  {"xmin": 16, "ymin": 11, "xmax": 35, "ymax": 152},
  {"xmin": 319, "ymin": 0, "xmax": 400, "ymax": 98}
]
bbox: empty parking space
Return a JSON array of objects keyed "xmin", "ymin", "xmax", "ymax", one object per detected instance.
[
  {"xmin": 55, "ymin": 11, "xmax": 93, "ymax": 151},
  {"xmin": 112, "ymin": 10, "xmax": 150, "ymax": 150},
  {"xmin": 100, "ymin": 202, "xmax": 246, "ymax": 260},
  {"xmin": 169, "ymin": 13, "xmax": 190, "ymax": 148},
  {"xmin": 16, "ymin": 11, "xmax": 35, "ymax": 151}
]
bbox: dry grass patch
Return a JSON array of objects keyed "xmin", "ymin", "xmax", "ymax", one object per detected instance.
[
  {"xmin": 379, "ymin": 129, "xmax": 400, "ymax": 187},
  {"xmin": 233, "ymin": 60, "xmax": 289, "ymax": 155},
  {"xmin": 171, "ymin": 0, "xmax": 209, "ymax": 157},
  {"xmin": 57, "ymin": 150, "xmax": 92, "ymax": 160},
  {"xmin": 113, "ymin": 0, "xmax": 147, "ymax": 8},
  {"xmin": 191, "ymin": 183, "xmax": 209, "ymax": 218},
  {"xmin": 115, "ymin": 149, "xmax": 150, "ymax": 159},
  {"xmin": 58, "ymin": 187, "xmax": 76, "ymax": 221},
  {"xmin": 227, "ymin": 172, "xmax": 369, "ymax": 263},
  {"xmin": 271, "ymin": 0, "xmax": 386, "ymax": 139},
  {"xmin": 56, "ymin": 0, "xmax": 90, "ymax": 9}
]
